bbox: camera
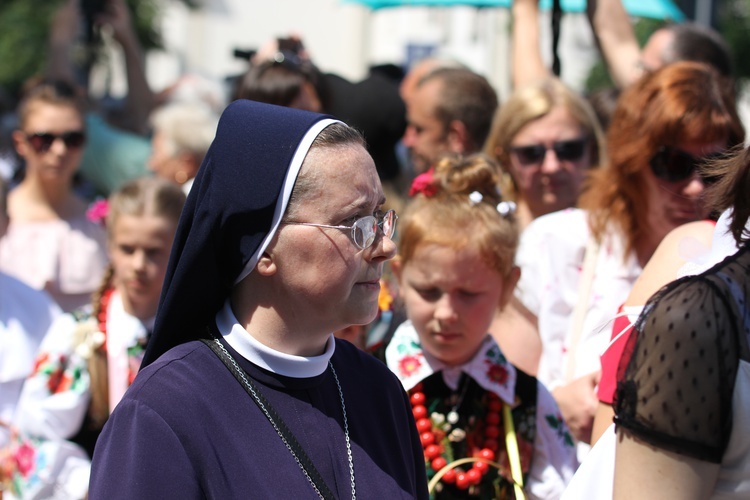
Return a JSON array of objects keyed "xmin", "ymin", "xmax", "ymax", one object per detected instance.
[{"xmin": 277, "ymin": 38, "xmax": 303, "ymax": 55}]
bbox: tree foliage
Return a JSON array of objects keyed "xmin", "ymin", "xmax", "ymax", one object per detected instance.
[
  {"xmin": 0, "ymin": 0, "xmax": 198, "ymax": 100},
  {"xmin": 718, "ymin": 0, "xmax": 750, "ymax": 80}
]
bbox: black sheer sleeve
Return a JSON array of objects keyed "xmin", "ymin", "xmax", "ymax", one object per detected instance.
[{"xmin": 613, "ymin": 261, "xmax": 743, "ymax": 463}]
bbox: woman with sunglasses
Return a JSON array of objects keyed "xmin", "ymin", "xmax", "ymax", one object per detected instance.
[
  {"xmin": 564, "ymin": 145, "xmax": 750, "ymax": 499},
  {"xmin": 484, "ymin": 79, "xmax": 606, "ymax": 232},
  {"xmin": 609, "ymin": 145, "xmax": 750, "ymax": 499},
  {"xmin": 88, "ymin": 100, "xmax": 428, "ymax": 498},
  {"xmin": 0, "ymin": 78, "xmax": 107, "ymax": 312},
  {"xmin": 512, "ymin": 61, "xmax": 744, "ymax": 450},
  {"xmin": 484, "ymin": 0, "xmax": 607, "ymax": 233},
  {"xmin": 482, "ymin": 0, "xmax": 609, "ymax": 380}
]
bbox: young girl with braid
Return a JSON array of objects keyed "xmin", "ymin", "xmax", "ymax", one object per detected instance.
[
  {"xmin": 4, "ymin": 177, "xmax": 185, "ymax": 497},
  {"xmin": 385, "ymin": 154, "xmax": 577, "ymax": 499}
]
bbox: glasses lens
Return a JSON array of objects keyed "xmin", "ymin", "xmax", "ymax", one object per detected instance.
[
  {"xmin": 352, "ymin": 216, "xmax": 377, "ymax": 249},
  {"xmin": 511, "ymin": 145, "xmax": 546, "ymax": 166},
  {"xmin": 382, "ymin": 210, "xmax": 397, "ymax": 239},
  {"xmin": 553, "ymin": 139, "xmax": 587, "ymax": 161},
  {"xmin": 62, "ymin": 131, "xmax": 86, "ymax": 149},
  {"xmin": 350, "ymin": 211, "xmax": 398, "ymax": 249},
  {"xmin": 650, "ymin": 147, "xmax": 695, "ymax": 183},
  {"xmin": 26, "ymin": 131, "xmax": 86, "ymax": 152},
  {"xmin": 27, "ymin": 133, "xmax": 55, "ymax": 153}
]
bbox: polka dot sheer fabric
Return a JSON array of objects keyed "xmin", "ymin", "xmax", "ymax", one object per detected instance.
[{"xmin": 614, "ymin": 245, "xmax": 750, "ymax": 463}]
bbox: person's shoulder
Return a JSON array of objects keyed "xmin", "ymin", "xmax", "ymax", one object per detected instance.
[
  {"xmin": 0, "ymin": 272, "xmax": 58, "ymax": 309},
  {"xmin": 655, "ymin": 219, "xmax": 715, "ymax": 265},
  {"xmin": 523, "ymin": 208, "xmax": 588, "ymax": 239},
  {"xmin": 129, "ymin": 341, "xmax": 216, "ymax": 400},
  {"xmin": 637, "ymin": 263, "xmax": 734, "ymax": 338},
  {"xmin": 626, "ymin": 220, "xmax": 716, "ymax": 306},
  {"xmin": 665, "ymin": 219, "xmax": 716, "ymax": 242},
  {"xmin": 334, "ymin": 338, "xmax": 386, "ymax": 369},
  {"xmin": 0, "ymin": 272, "xmax": 61, "ymax": 322},
  {"xmin": 333, "ymin": 338, "xmax": 400, "ymax": 383}
]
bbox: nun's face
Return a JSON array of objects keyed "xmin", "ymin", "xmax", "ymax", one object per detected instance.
[{"xmin": 271, "ymin": 142, "xmax": 396, "ymax": 332}]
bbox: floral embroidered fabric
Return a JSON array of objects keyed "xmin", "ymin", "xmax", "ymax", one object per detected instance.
[{"xmin": 5, "ymin": 291, "xmax": 152, "ymax": 498}]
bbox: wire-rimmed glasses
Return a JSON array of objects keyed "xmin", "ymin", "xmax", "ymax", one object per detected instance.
[{"xmin": 283, "ymin": 209, "xmax": 397, "ymax": 249}]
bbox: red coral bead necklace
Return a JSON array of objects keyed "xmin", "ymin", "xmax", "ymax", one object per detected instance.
[{"xmin": 409, "ymin": 381, "xmax": 502, "ymax": 491}]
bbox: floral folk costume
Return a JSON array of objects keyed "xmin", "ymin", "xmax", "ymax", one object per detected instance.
[
  {"xmin": 3, "ymin": 287, "xmax": 153, "ymax": 499},
  {"xmin": 386, "ymin": 321, "xmax": 577, "ymax": 499}
]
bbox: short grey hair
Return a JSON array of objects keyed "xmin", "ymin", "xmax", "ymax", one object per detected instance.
[{"xmin": 150, "ymin": 101, "xmax": 219, "ymax": 162}]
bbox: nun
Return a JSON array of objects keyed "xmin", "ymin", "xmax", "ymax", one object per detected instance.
[{"xmin": 89, "ymin": 100, "xmax": 428, "ymax": 499}]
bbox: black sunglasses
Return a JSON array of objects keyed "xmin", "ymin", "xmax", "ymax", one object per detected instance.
[
  {"xmin": 649, "ymin": 146, "xmax": 724, "ymax": 184},
  {"xmin": 510, "ymin": 138, "xmax": 588, "ymax": 167},
  {"xmin": 24, "ymin": 131, "xmax": 86, "ymax": 153}
]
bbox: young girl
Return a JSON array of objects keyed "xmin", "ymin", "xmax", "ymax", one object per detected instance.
[
  {"xmin": 5, "ymin": 177, "xmax": 185, "ymax": 498},
  {"xmin": 386, "ymin": 154, "xmax": 577, "ymax": 499}
]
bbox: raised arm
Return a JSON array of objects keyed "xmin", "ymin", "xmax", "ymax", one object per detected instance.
[
  {"xmin": 47, "ymin": 0, "xmax": 80, "ymax": 85},
  {"xmin": 99, "ymin": 0, "xmax": 155, "ymax": 134},
  {"xmin": 586, "ymin": 0, "xmax": 644, "ymax": 88},
  {"xmin": 511, "ymin": 0, "xmax": 550, "ymax": 89}
]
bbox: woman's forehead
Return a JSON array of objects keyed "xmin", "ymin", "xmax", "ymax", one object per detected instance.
[
  {"xmin": 304, "ymin": 143, "xmax": 377, "ymax": 183},
  {"xmin": 299, "ymin": 144, "xmax": 382, "ymax": 202}
]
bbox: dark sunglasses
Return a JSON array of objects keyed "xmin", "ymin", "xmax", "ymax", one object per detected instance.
[
  {"xmin": 649, "ymin": 146, "xmax": 724, "ymax": 184},
  {"xmin": 510, "ymin": 138, "xmax": 588, "ymax": 166},
  {"xmin": 24, "ymin": 131, "xmax": 86, "ymax": 153}
]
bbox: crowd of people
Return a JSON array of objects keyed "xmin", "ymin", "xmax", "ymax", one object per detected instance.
[{"xmin": 1, "ymin": 0, "xmax": 749, "ymax": 498}]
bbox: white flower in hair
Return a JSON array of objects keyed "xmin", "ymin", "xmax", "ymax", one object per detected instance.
[
  {"xmin": 497, "ymin": 201, "xmax": 517, "ymax": 217},
  {"xmin": 468, "ymin": 191, "xmax": 483, "ymax": 206}
]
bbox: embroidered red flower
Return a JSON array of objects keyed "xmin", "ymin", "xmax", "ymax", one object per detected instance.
[
  {"xmin": 32, "ymin": 353, "xmax": 49, "ymax": 372},
  {"xmin": 486, "ymin": 362, "xmax": 509, "ymax": 385},
  {"xmin": 408, "ymin": 170, "xmax": 438, "ymax": 197},
  {"xmin": 46, "ymin": 367, "xmax": 65, "ymax": 393},
  {"xmin": 399, "ymin": 354, "xmax": 422, "ymax": 377},
  {"xmin": 14, "ymin": 442, "xmax": 36, "ymax": 477}
]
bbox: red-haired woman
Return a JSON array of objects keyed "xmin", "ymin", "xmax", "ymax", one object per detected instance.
[
  {"xmin": 566, "ymin": 146, "xmax": 750, "ymax": 499},
  {"xmin": 513, "ymin": 61, "xmax": 744, "ymax": 447}
]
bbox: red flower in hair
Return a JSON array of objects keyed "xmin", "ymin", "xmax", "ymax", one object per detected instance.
[
  {"xmin": 86, "ymin": 199, "xmax": 109, "ymax": 227},
  {"xmin": 409, "ymin": 169, "xmax": 437, "ymax": 197}
]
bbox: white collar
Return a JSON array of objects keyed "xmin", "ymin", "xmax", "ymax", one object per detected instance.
[
  {"xmin": 385, "ymin": 320, "xmax": 517, "ymax": 406},
  {"xmin": 215, "ymin": 299, "xmax": 335, "ymax": 378}
]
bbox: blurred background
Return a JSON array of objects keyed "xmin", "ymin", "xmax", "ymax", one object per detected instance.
[{"xmin": 2, "ymin": 0, "xmax": 748, "ymax": 109}]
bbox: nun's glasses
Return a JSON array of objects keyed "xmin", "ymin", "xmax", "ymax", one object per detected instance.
[{"xmin": 283, "ymin": 209, "xmax": 397, "ymax": 250}]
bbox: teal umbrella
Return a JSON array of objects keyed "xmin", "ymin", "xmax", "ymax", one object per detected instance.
[{"xmin": 342, "ymin": 0, "xmax": 685, "ymax": 21}]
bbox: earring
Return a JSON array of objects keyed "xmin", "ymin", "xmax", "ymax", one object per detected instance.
[{"xmin": 174, "ymin": 171, "xmax": 189, "ymax": 185}]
